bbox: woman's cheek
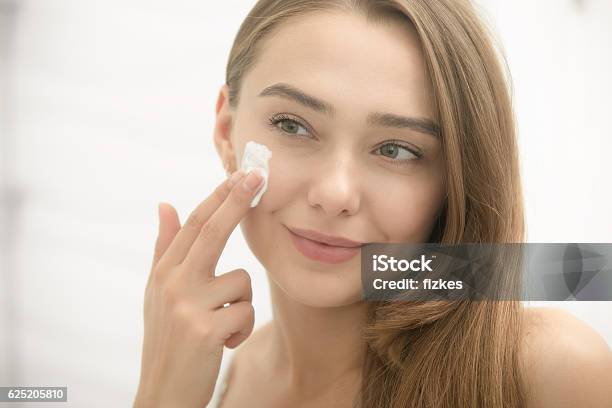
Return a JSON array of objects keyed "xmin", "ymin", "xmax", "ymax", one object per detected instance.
[
  {"xmin": 370, "ymin": 175, "xmax": 444, "ymax": 242},
  {"xmin": 257, "ymin": 144, "xmax": 309, "ymax": 207},
  {"xmin": 237, "ymin": 146, "xmax": 305, "ymax": 269}
]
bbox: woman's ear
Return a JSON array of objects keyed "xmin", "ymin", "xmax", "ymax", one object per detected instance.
[{"xmin": 213, "ymin": 84, "xmax": 238, "ymax": 176}]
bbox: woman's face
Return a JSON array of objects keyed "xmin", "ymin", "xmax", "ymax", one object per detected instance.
[{"xmin": 215, "ymin": 11, "xmax": 446, "ymax": 307}]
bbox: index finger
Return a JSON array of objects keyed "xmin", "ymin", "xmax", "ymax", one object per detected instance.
[
  {"xmin": 156, "ymin": 170, "xmax": 247, "ymax": 269},
  {"xmin": 182, "ymin": 169, "xmax": 265, "ymax": 277}
]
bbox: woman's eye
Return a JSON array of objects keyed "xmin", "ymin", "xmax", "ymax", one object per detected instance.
[
  {"xmin": 268, "ymin": 115, "xmax": 310, "ymax": 137},
  {"xmin": 376, "ymin": 142, "xmax": 421, "ymax": 163}
]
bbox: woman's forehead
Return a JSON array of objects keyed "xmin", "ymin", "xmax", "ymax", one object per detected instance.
[{"xmin": 242, "ymin": 11, "xmax": 435, "ymax": 120}]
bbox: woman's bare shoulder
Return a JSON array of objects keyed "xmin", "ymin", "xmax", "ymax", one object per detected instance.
[{"xmin": 520, "ymin": 306, "xmax": 612, "ymax": 408}]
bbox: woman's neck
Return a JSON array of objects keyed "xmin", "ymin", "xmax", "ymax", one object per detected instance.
[{"xmin": 265, "ymin": 280, "xmax": 366, "ymax": 397}]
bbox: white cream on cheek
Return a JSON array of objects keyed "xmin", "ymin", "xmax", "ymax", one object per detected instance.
[{"xmin": 240, "ymin": 140, "xmax": 272, "ymax": 207}]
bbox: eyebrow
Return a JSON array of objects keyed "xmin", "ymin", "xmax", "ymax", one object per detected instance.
[{"xmin": 258, "ymin": 82, "xmax": 440, "ymax": 138}]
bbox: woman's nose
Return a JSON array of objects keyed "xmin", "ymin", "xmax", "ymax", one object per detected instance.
[{"xmin": 307, "ymin": 155, "xmax": 361, "ymax": 217}]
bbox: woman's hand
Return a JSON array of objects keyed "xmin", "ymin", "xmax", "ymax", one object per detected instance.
[{"xmin": 133, "ymin": 169, "xmax": 264, "ymax": 408}]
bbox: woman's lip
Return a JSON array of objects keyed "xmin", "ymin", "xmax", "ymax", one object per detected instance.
[
  {"xmin": 287, "ymin": 227, "xmax": 364, "ymax": 248},
  {"xmin": 287, "ymin": 228, "xmax": 361, "ymax": 264}
]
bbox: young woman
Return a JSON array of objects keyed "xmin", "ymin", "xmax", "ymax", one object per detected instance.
[{"xmin": 134, "ymin": 1, "xmax": 612, "ymax": 407}]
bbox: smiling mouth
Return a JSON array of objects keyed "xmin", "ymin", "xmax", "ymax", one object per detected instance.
[
  {"xmin": 285, "ymin": 226, "xmax": 363, "ymax": 264},
  {"xmin": 286, "ymin": 226, "xmax": 364, "ymax": 248}
]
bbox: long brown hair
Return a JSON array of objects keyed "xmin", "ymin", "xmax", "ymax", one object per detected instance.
[{"xmin": 225, "ymin": 1, "xmax": 527, "ymax": 407}]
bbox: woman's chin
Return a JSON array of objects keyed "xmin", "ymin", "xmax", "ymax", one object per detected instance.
[{"xmin": 268, "ymin": 266, "xmax": 363, "ymax": 308}]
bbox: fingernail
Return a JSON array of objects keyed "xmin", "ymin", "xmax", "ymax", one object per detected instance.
[{"xmin": 243, "ymin": 169, "xmax": 263, "ymax": 192}]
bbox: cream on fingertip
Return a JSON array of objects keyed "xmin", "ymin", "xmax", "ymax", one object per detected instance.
[{"xmin": 240, "ymin": 141, "xmax": 272, "ymax": 207}]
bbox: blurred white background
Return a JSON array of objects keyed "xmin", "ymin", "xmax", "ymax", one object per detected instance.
[{"xmin": 0, "ymin": 0, "xmax": 610, "ymax": 407}]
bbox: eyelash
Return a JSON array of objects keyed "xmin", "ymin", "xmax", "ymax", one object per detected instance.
[
  {"xmin": 266, "ymin": 113, "xmax": 423, "ymax": 166},
  {"xmin": 267, "ymin": 113, "xmax": 314, "ymax": 136}
]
